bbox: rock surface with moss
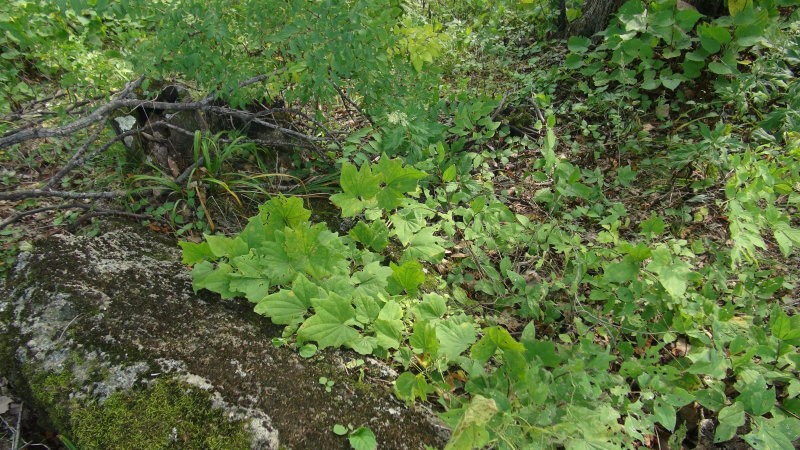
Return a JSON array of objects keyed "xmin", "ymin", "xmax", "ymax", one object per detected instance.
[{"xmin": 0, "ymin": 226, "xmax": 448, "ymax": 449}]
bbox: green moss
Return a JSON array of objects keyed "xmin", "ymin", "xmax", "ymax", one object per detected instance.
[
  {"xmin": 28, "ymin": 369, "xmax": 75, "ymax": 430},
  {"xmin": 70, "ymin": 379, "xmax": 251, "ymax": 450}
]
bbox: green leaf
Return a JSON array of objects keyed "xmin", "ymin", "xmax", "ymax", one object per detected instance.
[
  {"xmin": 387, "ymin": 260, "xmax": 426, "ymax": 296},
  {"xmin": 331, "ymin": 162, "xmax": 381, "ymax": 216},
  {"xmin": 348, "ymin": 426, "xmax": 377, "ymax": 450},
  {"xmin": 567, "ymin": 36, "xmax": 591, "ymax": 53},
  {"xmin": 204, "ymin": 234, "xmax": 249, "ymax": 259},
  {"xmin": 715, "ymin": 402, "xmax": 745, "ymax": 443},
  {"xmin": 394, "ymin": 372, "xmax": 430, "ymax": 403},
  {"xmin": 653, "ymin": 402, "xmax": 676, "ymax": 432},
  {"xmin": 352, "ymin": 262, "xmax": 393, "ymax": 298},
  {"xmin": 191, "ymin": 262, "xmax": 238, "ymax": 298},
  {"xmin": 332, "ymin": 424, "xmax": 348, "ymax": 436},
  {"xmin": 728, "ymin": 0, "xmax": 750, "ymax": 16},
  {"xmin": 640, "ymin": 214, "xmax": 666, "ymax": 237},
  {"xmin": 659, "ymin": 70, "xmax": 685, "ymax": 90},
  {"xmin": 604, "ymin": 256, "xmax": 639, "ymax": 283},
  {"xmin": 374, "ymin": 156, "xmax": 426, "ymax": 210},
  {"xmin": 298, "ymin": 343, "xmax": 318, "ymax": 358},
  {"xmin": 259, "ymin": 195, "xmax": 311, "ymax": 228},
  {"xmin": 744, "ymin": 416, "xmax": 800, "ymax": 450},
  {"xmin": 687, "ymin": 348, "xmax": 729, "ymax": 379},
  {"xmin": 374, "ymin": 300, "xmax": 404, "ymax": 350},
  {"xmin": 646, "ymin": 249, "xmax": 692, "ymax": 300},
  {"xmin": 442, "ymin": 164, "xmax": 457, "ymax": 182},
  {"xmin": 471, "ymin": 326, "xmax": 524, "ymax": 364},
  {"xmin": 255, "ymin": 274, "xmax": 319, "ymax": 325},
  {"xmin": 436, "ymin": 314, "xmax": 477, "ymax": 362},
  {"xmin": 708, "ymin": 61, "xmax": 734, "ymax": 75},
  {"xmin": 297, "ymin": 292, "xmax": 361, "ymax": 350},
  {"xmin": 699, "ymin": 25, "xmax": 732, "ymax": 54},
  {"xmin": 444, "ymin": 395, "xmax": 498, "ymax": 450},
  {"xmin": 179, "ymin": 241, "xmax": 215, "ymax": 265},
  {"xmin": 410, "ymin": 321, "xmax": 439, "ymax": 357},
  {"xmin": 404, "ymin": 228, "xmax": 446, "ymax": 263},
  {"xmin": 349, "ymin": 221, "xmax": 389, "ymax": 252},
  {"xmin": 413, "ymin": 293, "xmax": 447, "ymax": 321}
]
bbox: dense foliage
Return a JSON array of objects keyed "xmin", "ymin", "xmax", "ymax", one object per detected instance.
[{"xmin": 2, "ymin": 0, "xmax": 800, "ymax": 448}]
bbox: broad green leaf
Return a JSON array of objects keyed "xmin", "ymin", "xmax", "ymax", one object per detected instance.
[
  {"xmin": 352, "ymin": 262, "xmax": 393, "ymax": 298},
  {"xmin": 332, "ymin": 424, "xmax": 348, "ymax": 436},
  {"xmin": 653, "ymin": 402, "xmax": 676, "ymax": 432},
  {"xmin": 255, "ymin": 274, "xmax": 319, "ymax": 325},
  {"xmin": 331, "ymin": 162, "xmax": 381, "ymax": 216},
  {"xmin": 259, "ymin": 195, "xmax": 311, "ymax": 228},
  {"xmin": 471, "ymin": 326, "xmax": 524, "ymax": 364},
  {"xmin": 348, "ymin": 426, "xmax": 377, "ymax": 450},
  {"xmin": 404, "ymin": 228, "xmax": 446, "ymax": 263},
  {"xmin": 715, "ymin": 402, "xmax": 745, "ymax": 443},
  {"xmin": 410, "ymin": 320, "xmax": 439, "ymax": 357},
  {"xmin": 390, "ymin": 206, "xmax": 428, "ymax": 245},
  {"xmin": 387, "ymin": 260, "xmax": 426, "ymax": 296},
  {"xmin": 179, "ymin": 241, "xmax": 215, "ymax": 265},
  {"xmin": 646, "ymin": 248, "xmax": 692, "ymax": 300},
  {"xmin": 374, "ymin": 300, "xmax": 404, "ymax": 350},
  {"xmin": 191, "ymin": 262, "xmax": 238, "ymax": 298},
  {"xmin": 744, "ymin": 416, "xmax": 799, "ymax": 450},
  {"xmin": 687, "ymin": 348, "xmax": 729, "ymax": 379},
  {"xmin": 297, "ymin": 292, "xmax": 360, "ymax": 350},
  {"xmin": 728, "ymin": 0, "xmax": 750, "ymax": 16},
  {"xmin": 349, "ymin": 221, "xmax": 389, "ymax": 252},
  {"xmin": 413, "ymin": 293, "xmax": 447, "ymax": 321},
  {"xmin": 394, "ymin": 371, "xmax": 430, "ymax": 403},
  {"xmin": 374, "ymin": 156, "xmax": 426, "ymax": 210},
  {"xmin": 603, "ymin": 256, "xmax": 639, "ymax": 283},
  {"xmin": 204, "ymin": 234, "xmax": 249, "ymax": 259},
  {"xmin": 567, "ymin": 36, "xmax": 591, "ymax": 53},
  {"xmin": 444, "ymin": 395, "xmax": 498, "ymax": 450},
  {"xmin": 354, "ymin": 296, "xmax": 381, "ymax": 324},
  {"xmin": 436, "ymin": 314, "xmax": 477, "ymax": 362},
  {"xmin": 699, "ymin": 25, "xmax": 732, "ymax": 54},
  {"xmin": 228, "ymin": 253, "xmax": 272, "ymax": 302},
  {"xmin": 524, "ymin": 339, "xmax": 561, "ymax": 368},
  {"xmin": 771, "ymin": 310, "xmax": 800, "ymax": 342}
]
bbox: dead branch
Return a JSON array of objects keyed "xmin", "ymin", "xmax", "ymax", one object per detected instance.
[
  {"xmin": 0, "ymin": 190, "xmax": 125, "ymax": 201},
  {"xmin": 0, "ymin": 202, "xmax": 152, "ymax": 230}
]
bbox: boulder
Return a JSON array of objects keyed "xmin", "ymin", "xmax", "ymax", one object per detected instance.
[{"xmin": 0, "ymin": 225, "xmax": 448, "ymax": 449}]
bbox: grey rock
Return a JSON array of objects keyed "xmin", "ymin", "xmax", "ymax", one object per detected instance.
[{"xmin": 0, "ymin": 226, "xmax": 448, "ymax": 449}]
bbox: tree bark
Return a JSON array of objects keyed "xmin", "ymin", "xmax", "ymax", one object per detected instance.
[{"xmin": 567, "ymin": 0, "xmax": 623, "ymax": 37}]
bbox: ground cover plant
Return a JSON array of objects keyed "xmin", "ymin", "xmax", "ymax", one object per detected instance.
[{"xmin": 1, "ymin": 0, "xmax": 799, "ymax": 448}]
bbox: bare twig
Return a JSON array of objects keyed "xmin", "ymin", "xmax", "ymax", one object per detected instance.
[
  {"xmin": 44, "ymin": 125, "xmax": 105, "ymax": 189},
  {"xmin": 333, "ymin": 83, "xmax": 375, "ymax": 127},
  {"xmin": 0, "ymin": 190, "xmax": 125, "ymax": 201}
]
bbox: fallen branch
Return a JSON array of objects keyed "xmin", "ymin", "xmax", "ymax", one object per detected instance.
[
  {"xmin": 0, "ymin": 202, "xmax": 152, "ymax": 230},
  {"xmin": 0, "ymin": 190, "xmax": 125, "ymax": 201}
]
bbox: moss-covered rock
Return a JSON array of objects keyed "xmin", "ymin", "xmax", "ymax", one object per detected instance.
[{"xmin": 0, "ymin": 226, "xmax": 448, "ymax": 449}]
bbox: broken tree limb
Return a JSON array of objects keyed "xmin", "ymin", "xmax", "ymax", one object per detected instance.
[{"xmin": 0, "ymin": 190, "xmax": 126, "ymax": 201}]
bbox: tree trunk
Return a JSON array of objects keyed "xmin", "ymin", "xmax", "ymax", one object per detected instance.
[{"xmin": 567, "ymin": 0, "xmax": 623, "ymax": 37}]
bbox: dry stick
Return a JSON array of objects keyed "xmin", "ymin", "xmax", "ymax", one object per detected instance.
[
  {"xmin": 0, "ymin": 202, "xmax": 152, "ymax": 230},
  {"xmin": 44, "ymin": 125, "xmax": 105, "ymax": 189},
  {"xmin": 0, "ymin": 190, "xmax": 125, "ymax": 201},
  {"xmin": 333, "ymin": 83, "xmax": 375, "ymax": 127},
  {"xmin": 0, "ymin": 76, "xmax": 144, "ymax": 148}
]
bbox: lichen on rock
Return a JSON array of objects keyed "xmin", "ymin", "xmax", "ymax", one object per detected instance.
[{"xmin": 0, "ymin": 225, "xmax": 448, "ymax": 449}]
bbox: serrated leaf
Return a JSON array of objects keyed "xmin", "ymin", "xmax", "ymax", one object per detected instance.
[
  {"xmin": 646, "ymin": 249, "xmax": 692, "ymax": 300},
  {"xmin": 436, "ymin": 314, "xmax": 477, "ymax": 362},
  {"xmin": 255, "ymin": 274, "xmax": 319, "ymax": 325},
  {"xmin": 395, "ymin": 372, "xmax": 430, "ymax": 403},
  {"xmin": 331, "ymin": 162, "xmax": 382, "ymax": 217},
  {"xmin": 374, "ymin": 300, "xmax": 404, "ymax": 350},
  {"xmin": 349, "ymin": 220, "xmax": 389, "ymax": 252},
  {"xmin": 410, "ymin": 320, "xmax": 439, "ymax": 357},
  {"xmin": 352, "ymin": 261, "xmax": 393, "ymax": 298},
  {"xmin": 259, "ymin": 195, "xmax": 311, "ymax": 228},
  {"xmin": 179, "ymin": 241, "xmax": 215, "ymax": 265},
  {"xmin": 413, "ymin": 293, "xmax": 447, "ymax": 321},
  {"xmin": 604, "ymin": 256, "xmax": 640, "ymax": 283},
  {"xmin": 298, "ymin": 292, "xmax": 360, "ymax": 350},
  {"xmin": 471, "ymin": 326, "xmax": 524, "ymax": 364},
  {"xmin": 687, "ymin": 348, "xmax": 729, "ymax": 379},
  {"xmin": 374, "ymin": 156, "xmax": 426, "ymax": 210},
  {"xmin": 191, "ymin": 261, "xmax": 238, "ymax": 298},
  {"xmin": 444, "ymin": 395, "xmax": 497, "ymax": 450},
  {"xmin": 204, "ymin": 234, "xmax": 249, "ymax": 259},
  {"xmin": 404, "ymin": 228, "xmax": 446, "ymax": 263},
  {"xmin": 387, "ymin": 260, "xmax": 426, "ymax": 296},
  {"xmin": 348, "ymin": 426, "xmax": 377, "ymax": 450}
]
